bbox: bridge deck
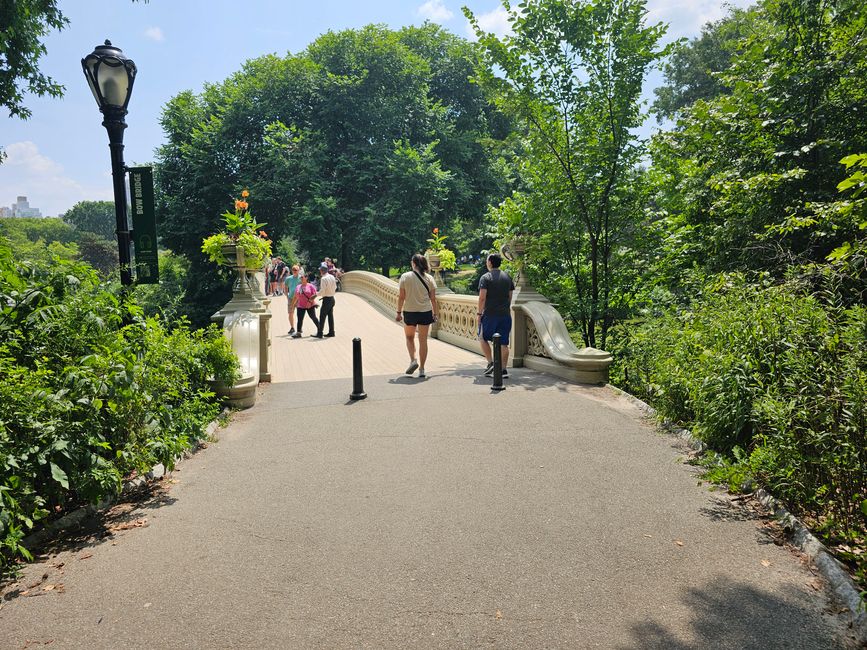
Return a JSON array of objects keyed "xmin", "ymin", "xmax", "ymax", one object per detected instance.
[{"xmin": 268, "ymin": 290, "xmax": 484, "ymax": 383}]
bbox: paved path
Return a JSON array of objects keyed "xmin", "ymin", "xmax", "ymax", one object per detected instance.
[{"xmin": 0, "ymin": 297, "xmax": 857, "ymax": 648}]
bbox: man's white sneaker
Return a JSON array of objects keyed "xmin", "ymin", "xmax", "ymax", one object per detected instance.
[{"xmin": 405, "ymin": 359, "xmax": 419, "ymax": 375}]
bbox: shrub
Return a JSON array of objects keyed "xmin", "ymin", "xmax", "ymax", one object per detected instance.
[
  {"xmin": 0, "ymin": 238, "xmax": 238, "ymax": 569},
  {"xmin": 613, "ymin": 275, "xmax": 866, "ymax": 551}
]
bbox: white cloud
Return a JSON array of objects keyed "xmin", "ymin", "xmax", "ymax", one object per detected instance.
[
  {"xmin": 417, "ymin": 0, "xmax": 454, "ymax": 22},
  {"xmin": 144, "ymin": 26, "xmax": 165, "ymax": 42},
  {"xmin": 0, "ymin": 142, "xmax": 112, "ymax": 217},
  {"xmin": 647, "ymin": 0, "xmax": 755, "ymax": 40},
  {"xmin": 465, "ymin": 6, "xmax": 512, "ymax": 40}
]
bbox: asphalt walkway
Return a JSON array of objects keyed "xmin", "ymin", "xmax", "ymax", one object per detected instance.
[{"xmin": 0, "ymin": 294, "xmax": 856, "ymax": 648}]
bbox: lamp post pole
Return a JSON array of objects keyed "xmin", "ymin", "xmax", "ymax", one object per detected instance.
[{"xmin": 104, "ymin": 106, "xmax": 133, "ymax": 286}]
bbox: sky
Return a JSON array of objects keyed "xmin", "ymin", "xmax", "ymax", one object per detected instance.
[{"xmin": 0, "ymin": 0, "xmax": 753, "ymax": 218}]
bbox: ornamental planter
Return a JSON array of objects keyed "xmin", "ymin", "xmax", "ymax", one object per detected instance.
[
  {"xmin": 425, "ymin": 251, "xmax": 453, "ymax": 294},
  {"xmin": 211, "ymin": 243, "xmax": 262, "ymax": 320}
]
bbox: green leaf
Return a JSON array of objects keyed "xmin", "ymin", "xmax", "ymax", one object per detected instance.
[
  {"xmin": 861, "ymin": 500, "xmax": 867, "ymax": 517},
  {"xmin": 50, "ymin": 462, "xmax": 69, "ymax": 490}
]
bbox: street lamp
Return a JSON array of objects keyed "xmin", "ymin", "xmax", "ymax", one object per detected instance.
[{"xmin": 81, "ymin": 40, "xmax": 137, "ymax": 286}]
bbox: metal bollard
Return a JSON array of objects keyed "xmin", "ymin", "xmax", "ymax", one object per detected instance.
[
  {"xmin": 491, "ymin": 333, "xmax": 505, "ymax": 391},
  {"xmin": 350, "ymin": 337, "xmax": 367, "ymax": 400}
]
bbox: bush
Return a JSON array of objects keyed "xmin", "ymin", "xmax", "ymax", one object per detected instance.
[
  {"xmin": 0, "ymin": 238, "xmax": 238, "ymax": 569},
  {"xmin": 612, "ymin": 275, "xmax": 866, "ymax": 566}
]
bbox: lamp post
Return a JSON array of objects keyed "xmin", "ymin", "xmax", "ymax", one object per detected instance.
[{"xmin": 81, "ymin": 40, "xmax": 137, "ymax": 287}]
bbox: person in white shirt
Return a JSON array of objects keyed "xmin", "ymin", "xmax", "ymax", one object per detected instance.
[
  {"xmin": 396, "ymin": 253, "xmax": 438, "ymax": 378},
  {"xmin": 314, "ymin": 262, "xmax": 338, "ymax": 337}
]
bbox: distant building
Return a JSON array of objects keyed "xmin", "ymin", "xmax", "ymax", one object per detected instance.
[{"xmin": 3, "ymin": 196, "xmax": 43, "ymax": 218}]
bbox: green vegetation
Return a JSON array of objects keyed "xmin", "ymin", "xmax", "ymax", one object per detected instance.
[
  {"xmin": 0, "ymin": 216, "xmax": 118, "ymax": 274},
  {"xmin": 611, "ymin": 278, "xmax": 866, "ymax": 586},
  {"xmin": 155, "ymin": 23, "xmax": 511, "ymax": 324},
  {"xmin": 3, "ymin": 0, "xmax": 864, "ymax": 591},
  {"xmin": 0, "ymin": 239, "xmax": 238, "ymax": 570},
  {"xmin": 468, "ymin": 0, "xmax": 670, "ymax": 349}
]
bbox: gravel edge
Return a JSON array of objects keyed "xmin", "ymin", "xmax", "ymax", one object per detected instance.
[
  {"xmin": 19, "ymin": 415, "xmax": 225, "ymax": 553},
  {"xmin": 607, "ymin": 384, "xmax": 867, "ymax": 643}
]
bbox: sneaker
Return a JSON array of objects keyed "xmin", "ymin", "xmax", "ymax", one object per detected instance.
[
  {"xmin": 291, "ymin": 332, "xmax": 302, "ymax": 339},
  {"xmin": 325, "ymin": 332, "xmax": 335, "ymax": 337},
  {"xmin": 484, "ymin": 362, "xmax": 494, "ymax": 377},
  {"xmin": 312, "ymin": 333, "xmax": 323, "ymax": 338},
  {"xmin": 288, "ymin": 328, "xmax": 295, "ymax": 335},
  {"xmin": 405, "ymin": 359, "xmax": 419, "ymax": 375},
  {"xmin": 501, "ymin": 368, "xmax": 509, "ymax": 379},
  {"xmin": 418, "ymin": 369, "xmax": 426, "ymax": 378}
]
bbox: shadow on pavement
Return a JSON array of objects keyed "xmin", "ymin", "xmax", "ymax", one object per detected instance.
[
  {"xmin": 618, "ymin": 576, "xmax": 857, "ymax": 649},
  {"xmin": 2, "ymin": 482, "xmax": 177, "ymax": 605}
]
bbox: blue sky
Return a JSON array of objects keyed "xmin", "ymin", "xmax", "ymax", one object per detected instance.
[{"xmin": 0, "ymin": 0, "xmax": 752, "ymax": 217}]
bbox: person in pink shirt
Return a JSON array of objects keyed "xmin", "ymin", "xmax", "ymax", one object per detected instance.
[{"xmin": 291, "ymin": 272, "xmax": 321, "ymax": 339}]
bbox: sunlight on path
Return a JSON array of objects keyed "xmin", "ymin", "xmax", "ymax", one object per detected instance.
[{"xmin": 268, "ymin": 291, "xmax": 483, "ymax": 382}]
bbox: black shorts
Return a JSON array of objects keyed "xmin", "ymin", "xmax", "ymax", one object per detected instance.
[{"xmin": 403, "ymin": 310, "xmax": 434, "ymax": 326}]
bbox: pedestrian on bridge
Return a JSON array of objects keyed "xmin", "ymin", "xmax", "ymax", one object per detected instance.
[
  {"xmin": 285, "ymin": 264, "xmax": 301, "ymax": 335},
  {"xmin": 315, "ymin": 262, "xmax": 337, "ymax": 338},
  {"xmin": 396, "ymin": 253, "xmax": 438, "ymax": 379},
  {"xmin": 478, "ymin": 252, "xmax": 515, "ymax": 378},
  {"xmin": 291, "ymin": 272, "xmax": 320, "ymax": 339}
]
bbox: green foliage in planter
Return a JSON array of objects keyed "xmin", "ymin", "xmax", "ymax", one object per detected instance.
[
  {"xmin": 201, "ymin": 191, "xmax": 271, "ymax": 269},
  {"xmin": 201, "ymin": 231, "xmax": 271, "ymax": 270},
  {"xmin": 610, "ymin": 276, "xmax": 867, "ymax": 572},
  {"xmin": 434, "ymin": 248, "xmax": 456, "ymax": 271},
  {"xmin": 0, "ymin": 238, "xmax": 239, "ymax": 570}
]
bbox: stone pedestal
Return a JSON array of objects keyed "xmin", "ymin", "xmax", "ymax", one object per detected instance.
[
  {"xmin": 210, "ymin": 244, "xmax": 271, "ymax": 386},
  {"xmin": 501, "ymin": 238, "xmax": 547, "ymax": 368},
  {"xmin": 425, "ymin": 251, "xmax": 453, "ymax": 294}
]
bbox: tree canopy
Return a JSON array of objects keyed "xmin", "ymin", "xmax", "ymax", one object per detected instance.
[
  {"xmin": 155, "ymin": 23, "xmax": 513, "ymax": 322},
  {"xmin": 467, "ymin": 0, "xmax": 669, "ymax": 347}
]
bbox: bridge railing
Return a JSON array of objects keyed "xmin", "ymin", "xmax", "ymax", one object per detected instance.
[{"xmin": 341, "ymin": 269, "xmax": 612, "ymax": 384}]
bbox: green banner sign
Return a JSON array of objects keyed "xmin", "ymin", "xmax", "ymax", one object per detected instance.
[{"xmin": 128, "ymin": 166, "xmax": 159, "ymax": 284}]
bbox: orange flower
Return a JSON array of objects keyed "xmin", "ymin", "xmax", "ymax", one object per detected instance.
[
  {"xmin": 433, "ymin": 227, "xmax": 439, "ymax": 234},
  {"xmin": 235, "ymin": 200, "xmax": 248, "ymax": 211},
  {"xmin": 241, "ymin": 189, "xmax": 250, "ymax": 198},
  {"xmin": 259, "ymin": 230, "xmax": 268, "ymax": 238}
]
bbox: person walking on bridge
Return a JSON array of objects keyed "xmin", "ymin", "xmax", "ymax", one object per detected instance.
[
  {"xmin": 285, "ymin": 264, "xmax": 301, "ymax": 336},
  {"xmin": 314, "ymin": 262, "xmax": 337, "ymax": 338},
  {"xmin": 478, "ymin": 252, "xmax": 515, "ymax": 378},
  {"xmin": 396, "ymin": 253, "xmax": 438, "ymax": 379}
]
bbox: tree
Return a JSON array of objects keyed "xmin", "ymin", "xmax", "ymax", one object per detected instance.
[
  {"xmin": 466, "ymin": 0, "xmax": 669, "ymax": 348},
  {"xmin": 62, "ymin": 201, "xmax": 116, "ymax": 241},
  {"xmin": 0, "ymin": 0, "xmax": 68, "ymax": 120},
  {"xmin": 651, "ymin": 7, "xmax": 757, "ymax": 122},
  {"xmin": 155, "ymin": 25, "xmax": 512, "ymax": 323},
  {"xmin": 649, "ymin": 0, "xmax": 867, "ymax": 280}
]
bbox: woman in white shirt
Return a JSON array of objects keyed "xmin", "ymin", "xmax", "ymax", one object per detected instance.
[{"xmin": 396, "ymin": 253, "xmax": 438, "ymax": 379}]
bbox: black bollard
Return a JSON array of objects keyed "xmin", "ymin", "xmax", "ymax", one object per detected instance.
[
  {"xmin": 350, "ymin": 337, "xmax": 367, "ymax": 400},
  {"xmin": 491, "ymin": 333, "xmax": 505, "ymax": 391}
]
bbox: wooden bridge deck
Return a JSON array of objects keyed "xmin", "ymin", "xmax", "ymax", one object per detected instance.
[{"xmin": 267, "ymin": 290, "xmax": 483, "ymax": 383}]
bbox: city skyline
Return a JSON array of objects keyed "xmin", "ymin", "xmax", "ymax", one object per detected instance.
[{"xmin": 0, "ymin": 196, "xmax": 43, "ymax": 219}]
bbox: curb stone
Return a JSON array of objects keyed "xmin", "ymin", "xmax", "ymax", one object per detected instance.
[
  {"xmin": 19, "ymin": 414, "xmax": 226, "ymax": 554},
  {"xmin": 607, "ymin": 384, "xmax": 867, "ymax": 644}
]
